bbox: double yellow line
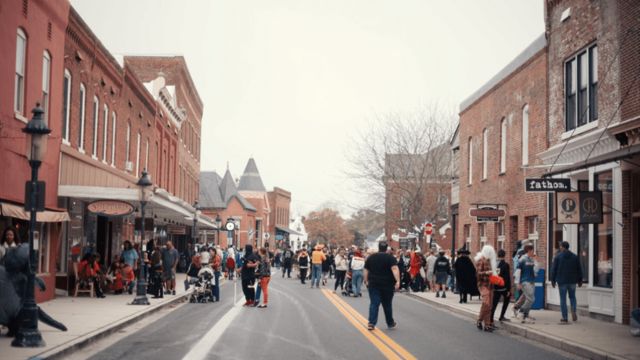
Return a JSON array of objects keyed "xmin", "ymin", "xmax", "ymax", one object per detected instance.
[{"xmin": 321, "ymin": 289, "xmax": 417, "ymax": 360}]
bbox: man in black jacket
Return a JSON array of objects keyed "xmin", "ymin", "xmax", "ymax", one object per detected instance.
[
  {"xmin": 433, "ymin": 251, "xmax": 451, "ymax": 298},
  {"xmin": 281, "ymin": 246, "xmax": 294, "ymax": 278},
  {"xmin": 550, "ymin": 241, "xmax": 583, "ymax": 324},
  {"xmin": 491, "ymin": 249, "xmax": 511, "ymax": 324}
]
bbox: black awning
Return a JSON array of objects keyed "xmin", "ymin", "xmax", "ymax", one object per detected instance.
[
  {"xmin": 544, "ymin": 143, "xmax": 640, "ymax": 177},
  {"xmin": 275, "ymin": 226, "xmax": 303, "ymax": 236}
]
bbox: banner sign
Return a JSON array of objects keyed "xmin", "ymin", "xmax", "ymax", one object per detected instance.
[
  {"xmin": 469, "ymin": 208, "xmax": 505, "ymax": 223},
  {"xmin": 525, "ymin": 178, "xmax": 571, "ymax": 192},
  {"xmin": 87, "ymin": 200, "xmax": 134, "ymax": 217},
  {"xmin": 167, "ymin": 224, "xmax": 187, "ymax": 235},
  {"xmin": 556, "ymin": 191, "xmax": 603, "ymax": 224}
]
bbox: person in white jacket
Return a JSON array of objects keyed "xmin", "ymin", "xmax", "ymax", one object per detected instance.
[{"xmin": 333, "ymin": 248, "xmax": 349, "ymax": 293}]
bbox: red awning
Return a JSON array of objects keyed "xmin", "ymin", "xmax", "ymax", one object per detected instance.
[{"xmin": 1, "ymin": 202, "xmax": 70, "ymax": 222}]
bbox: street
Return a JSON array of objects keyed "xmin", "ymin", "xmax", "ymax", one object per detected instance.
[{"xmin": 83, "ymin": 274, "xmax": 574, "ymax": 360}]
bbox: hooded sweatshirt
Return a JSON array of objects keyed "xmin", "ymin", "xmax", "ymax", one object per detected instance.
[{"xmin": 241, "ymin": 245, "xmax": 260, "ymax": 280}]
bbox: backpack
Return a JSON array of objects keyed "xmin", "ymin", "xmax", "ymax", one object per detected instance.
[{"xmin": 226, "ymin": 257, "xmax": 235, "ymax": 269}]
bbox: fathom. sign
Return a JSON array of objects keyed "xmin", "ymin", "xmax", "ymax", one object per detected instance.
[
  {"xmin": 87, "ymin": 200, "xmax": 134, "ymax": 217},
  {"xmin": 556, "ymin": 191, "xmax": 603, "ymax": 224},
  {"xmin": 525, "ymin": 178, "xmax": 571, "ymax": 192}
]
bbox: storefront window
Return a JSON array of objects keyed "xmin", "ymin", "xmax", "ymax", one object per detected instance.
[
  {"xmin": 577, "ymin": 180, "xmax": 589, "ymax": 284},
  {"xmin": 594, "ymin": 171, "xmax": 613, "ymax": 288},
  {"xmin": 36, "ymin": 224, "xmax": 49, "ymax": 274},
  {"xmin": 68, "ymin": 199, "xmax": 86, "ymax": 263}
]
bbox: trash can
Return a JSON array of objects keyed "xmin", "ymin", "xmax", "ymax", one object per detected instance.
[
  {"xmin": 532, "ymin": 269, "xmax": 545, "ymax": 310},
  {"xmin": 631, "ymin": 308, "xmax": 640, "ymax": 337}
]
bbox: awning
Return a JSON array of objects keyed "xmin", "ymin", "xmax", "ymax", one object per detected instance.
[
  {"xmin": 544, "ymin": 143, "xmax": 640, "ymax": 177},
  {"xmin": 1, "ymin": 202, "xmax": 70, "ymax": 222},
  {"xmin": 275, "ymin": 226, "xmax": 303, "ymax": 236}
]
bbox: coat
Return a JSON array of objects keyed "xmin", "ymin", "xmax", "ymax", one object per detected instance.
[
  {"xmin": 550, "ymin": 250, "xmax": 583, "ymax": 285},
  {"xmin": 454, "ymin": 255, "xmax": 479, "ymax": 295}
]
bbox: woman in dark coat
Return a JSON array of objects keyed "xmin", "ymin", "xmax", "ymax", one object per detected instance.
[{"xmin": 454, "ymin": 248, "xmax": 479, "ymax": 303}]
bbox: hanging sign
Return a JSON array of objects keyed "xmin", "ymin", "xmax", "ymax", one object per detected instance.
[
  {"xmin": 87, "ymin": 200, "xmax": 134, "ymax": 217},
  {"xmin": 525, "ymin": 178, "xmax": 571, "ymax": 192},
  {"xmin": 469, "ymin": 207, "xmax": 505, "ymax": 223},
  {"xmin": 556, "ymin": 191, "xmax": 603, "ymax": 224}
]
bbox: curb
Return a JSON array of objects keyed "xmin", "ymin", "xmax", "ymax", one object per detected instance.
[
  {"xmin": 32, "ymin": 290, "xmax": 193, "ymax": 360},
  {"xmin": 405, "ymin": 293, "xmax": 629, "ymax": 360}
]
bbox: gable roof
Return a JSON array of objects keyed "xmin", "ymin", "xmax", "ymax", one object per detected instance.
[
  {"xmin": 238, "ymin": 158, "xmax": 266, "ymax": 192},
  {"xmin": 199, "ymin": 169, "xmax": 256, "ymax": 211}
]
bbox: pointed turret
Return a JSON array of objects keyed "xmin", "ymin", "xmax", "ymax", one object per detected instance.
[
  {"xmin": 238, "ymin": 158, "xmax": 266, "ymax": 192},
  {"xmin": 220, "ymin": 169, "xmax": 238, "ymax": 202}
]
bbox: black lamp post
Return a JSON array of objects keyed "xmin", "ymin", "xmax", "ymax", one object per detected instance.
[
  {"xmin": 131, "ymin": 169, "xmax": 152, "ymax": 305},
  {"xmin": 192, "ymin": 201, "xmax": 200, "ymax": 246},
  {"xmin": 12, "ymin": 104, "xmax": 50, "ymax": 348},
  {"xmin": 214, "ymin": 214, "xmax": 222, "ymax": 246}
]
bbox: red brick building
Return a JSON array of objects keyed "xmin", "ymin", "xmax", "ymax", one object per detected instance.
[
  {"xmin": 0, "ymin": 0, "xmax": 71, "ymax": 302},
  {"xmin": 539, "ymin": 0, "xmax": 640, "ymax": 324},
  {"xmin": 267, "ymin": 187, "xmax": 293, "ymax": 248},
  {"xmin": 457, "ymin": 35, "xmax": 548, "ymax": 266}
]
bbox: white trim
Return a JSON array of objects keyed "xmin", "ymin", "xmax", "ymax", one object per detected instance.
[
  {"xmin": 482, "ymin": 128, "xmax": 488, "ymax": 179},
  {"xmin": 560, "ymin": 120, "xmax": 599, "ymax": 140},
  {"xmin": 522, "ymin": 104, "xmax": 529, "ymax": 166},
  {"xmin": 14, "ymin": 29, "xmax": 27, "ymax": 115},
  {"xmin": 91, "ymin": 96, "xmax": 99, "ymax": 157},
  {"xmin": 500, "ymin": 118, "xmax": 507, "ymax": 174},
  {"xmin": 78, "ymin": 84, "xmax": 86, "ymax": 151},
  {"xmin": 62, "ymin": 69, "xmax": 72, "ymax": 142},
  {"xmin": 42, "ymin": 51, "xmax": 51, "ymax": 124},
  {"xmin": 102, "ymin": 104, "xmax": 109, "ymax": 161},
  {"xmin": 111, "ymin": 112, "xmax": 116, "ymax": 166}
]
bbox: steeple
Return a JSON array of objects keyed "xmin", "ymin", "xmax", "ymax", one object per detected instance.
[
  {"xmin": 238, "ymin": 158, "xmax": 266, "ymax": 192},
  {"xmin": 219, "ymin": 168, "xmax": 238, "ymax": 202}
]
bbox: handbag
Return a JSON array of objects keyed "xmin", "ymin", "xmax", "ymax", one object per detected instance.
[{"xmin": 489, "ymin": 274, "xmax": 505, "ymax": 287}]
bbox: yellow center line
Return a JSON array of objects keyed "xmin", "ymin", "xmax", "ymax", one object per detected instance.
[
  {"xmin": 321, "ymin": 289, "xmax": 418, "ymax": 360},
  {"xmin": 321, "ymin": 289, "xmax": 401, "ymax": 360}
]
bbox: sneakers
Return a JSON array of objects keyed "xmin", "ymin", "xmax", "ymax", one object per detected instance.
[
  {"xmin": 367, "ymin": 323, "xmax": 375, "ymax": 331},
  {"xmin": 571, "ymin": 311, "xmax": 578, "ymax": 322},
  {"xmin": 512, "ymin": 306, "xmax": 520, "ymax": 319},
  {"xmin": 498, "ymin": 317, "xmax": 510, "ymax": 322},
  {"xmin": 258, "ymin": 304, "xmax": 267, "ymax": 308},
  {"xmin": 521, "ymin": 317, "xmax": 535, "ymax": 324},
  {"xmin": 388, "ymin": 322, "xmax": 398, "ymax": 330},
  {"xmin": 559, "ymin": 319, "xmax": 569, "ymax": 325},
  {"xmin": 172, "ymin": 290, "xmax": 176, "ymax": 295},
  {"xmin": 442, "ymin": 292, "xmax": 446, "ymax": 298}
]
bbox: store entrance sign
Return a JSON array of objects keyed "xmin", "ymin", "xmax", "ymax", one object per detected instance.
[
  {"xmin": 525, "ymin": 178, "xmax": 571, "ymax": 192},
  {"xmin": 556, "ymin": 191, "xmax": 603, "ymax": 224}
]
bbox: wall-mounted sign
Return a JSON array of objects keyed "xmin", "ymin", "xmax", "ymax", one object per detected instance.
[
  {"xmin": 87, "ymin": 200, "xmax": 134, "ymax": 217},
  {"xmin": 469, "ymin": 207, "xmax": 505, "ymax": 223},
  {"xmin": 525, "ymin": 178, "xmax": 571, "ymax": 192},
  {"xmin": 167, "ymin": 224, "xmax": 186, "ymax": 235},
  {"xmin": 556, "ymin": 191, "xmax": 603, "ymax": 224}
]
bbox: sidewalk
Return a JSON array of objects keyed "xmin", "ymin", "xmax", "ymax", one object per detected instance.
[
  {"xmin": 406, "ymin": 290, "xmax": 640, "ymax": 360},
  {"xmin": 1, "ymin": 287, "xmax": 192, "ymax": 360}
]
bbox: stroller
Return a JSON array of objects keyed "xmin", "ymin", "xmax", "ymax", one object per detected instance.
[
  {"xmin": 341, "ymin": 271, "xmax": 354, "ymax": 297},
  {"xmin": 188, "ymin": 266, "xmax": 215, "ymax": 303}
]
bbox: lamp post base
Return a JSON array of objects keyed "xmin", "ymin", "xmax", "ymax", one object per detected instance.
[
  {"xmin": 11, "ymin": 327, "xmax": 45, "ymax": 348},
  {"xmin": 129, "ymin": 270, "xmax": 150, "ymax": 305},
  {"xmin": 130, "ymin": 295, "xmax": 151, "ymax": 305}
]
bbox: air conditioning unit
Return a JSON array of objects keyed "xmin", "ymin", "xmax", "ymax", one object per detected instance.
[{"xmin": 124, "ymin": 161, "xmax": 133, "ymax": 171}]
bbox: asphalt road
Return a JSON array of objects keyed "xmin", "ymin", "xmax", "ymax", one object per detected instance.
[{"xmin": 87, "ymin": 272, "xmax": 575, "ymax": 360}]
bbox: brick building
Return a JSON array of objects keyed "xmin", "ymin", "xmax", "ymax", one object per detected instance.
[
  {"xmin": 539, "ymin": 0, "xmax": 640, "ymax": 324},
  {"xmin": 0, "ymin": 0, "xmax": 71, "ymax": 302},
  {"xmin": 267, "ymin": 187, "xmax": 296, "ymax": 248},
  {"xmin": 457, "ymin": 35, "xmax": 548, "ymax": 267}
]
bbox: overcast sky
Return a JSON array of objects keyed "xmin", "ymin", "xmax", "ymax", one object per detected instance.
[{"xmin": 71, "ymin": 0, "xmax": 544, "ymax": 217}]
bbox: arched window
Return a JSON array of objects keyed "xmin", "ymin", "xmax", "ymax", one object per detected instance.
[
  {"xmin": 78, "ymin": 84, "xmax": 86, "ymax": 152},
  {"xmin": 500, "ymin": 118, "xmax": 507, "ymax": 173},
  {"xmin": 91, "ymin": 96, "xmax": 99, "ymax": 157},
  {"xmin": 522, "ymin": 105, "xmax": 529, "ymax": 166},
  {"xmin": 482, "ymin": 128, "xmax": 488, "ymax": 179},
  {"xmin": 62, "ymin": 69, "xmax": 72, "ymax": 143},
  {"xmin": 42, "ymin": 51, "xmax": 51, "ymax": 122},
  {"xmin": 102, "ymin": 104, "xmax": 109, "ymax": 161},
  {"xmin": 15, "ymin": 28, "xmax": 27, "ymax": 114},
  {"xmin": 468, "ymin": 137, "xmax": 473, "ymax": 185},
  {"xmin": 111, "ymin": 112, "xmax": 117, "ymax": 166}
]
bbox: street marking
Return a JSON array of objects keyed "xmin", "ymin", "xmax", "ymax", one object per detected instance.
[
  {"xmin": 181, "ymin": 298, "xmax": 245, "ymax": 360},
  {"xmin": 322, "ymin": 290, "xmax": 401, "ymax": 360},
  {"xmin": 322, "ymin": 289, "xmax": 418, "ymax": 360}
]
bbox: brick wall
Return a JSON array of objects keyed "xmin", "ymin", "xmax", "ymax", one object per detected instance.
[{"xmin": 619, "ymin": 0, "xmax": 640, "ymax": 122}]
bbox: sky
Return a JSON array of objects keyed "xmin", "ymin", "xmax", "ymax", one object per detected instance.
[{"xmin": 70, "ymin": 0, "xmax": 544, "ymax": 218}]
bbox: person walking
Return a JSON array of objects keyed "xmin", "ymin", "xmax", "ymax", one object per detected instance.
[
  {"xmin": 433, "ymin": 250, "xmax": 451, "ymax": 298},
  {"xmin": 211, "ymin": 247, "xmax": 222, "ymax": 302},
  {"xmin": 225, "ymin": 247, "xmax": 236, "ymax": 280},
  {"xmin": 364, "ymin": 242, "xmax": 399, "ymax": 331},
  {"xmin": 425, "ymin": 250, "xmax": 437, "ymax": 292},
  {"xmin": 334, "ymin": 248, "xmax": 348, "ymax": 293},
  {"xmin": 454, "ymin": 248, "xmax": 477, "ymax": 303},
  {"xmin": 161, "ymin": 241, "xmax": 180, "ymax": 295},
  {"xmin": 350, "ymin": 249, "xmax": 365, "ymax": 297},
  {"xmin": 550, "ymin": 241, "xmax": 583, "ymax": 324},
  {"xmin": 513, "ymin": 242, "xmax": 539, "ymax": 323},
  {"xmin": 240, "ymin": 244, "xmax": 260, "ymax": 306},
  {"xmin": 475, "ymin": 245, "xmax": 497, "ymax": 332},
  {"xmin": 491, "ymin": 249, "xmax": 511, "ymax": 324},
  {"xmin": 297, "ymin": 249, "xmax": 309, "ymax": 285},
  {"xmin": 254, "ymin": 247, "xmax": 272, "ymax": 308},
  {"xmin": 281, "ymin": 246, "xmax": 294, "ymax": 278},
  {"xmin": 310, "ymin": 245, "xmax": 326, "ymax": 288}
]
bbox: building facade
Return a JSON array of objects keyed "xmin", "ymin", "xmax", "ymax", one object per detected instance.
[{"xmin": 267, "ymin": 187, "xmax": 294, "ymax": 248}]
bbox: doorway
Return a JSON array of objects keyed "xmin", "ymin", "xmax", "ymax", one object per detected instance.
[{"xmin": 96, "ymin": 216, "xmax": 113, "ymax": 267}]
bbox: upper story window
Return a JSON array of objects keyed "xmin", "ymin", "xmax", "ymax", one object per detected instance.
[
  {"xmin": 135, "ymin": 132, "xmax": 141, "ymax": 176},
  {"xmin": 467, "ymin": 137, "xmax": 473, "ymax": 185},
  {"xmin": 125, "ymin": 122, "xmax": 131, "ymax": 165},
  {"xmin": 500, "ymin": 118, "xmax": 507, "ymax": 173},
  {"xmin": 566, "ymin": 44, "xmax": 598, "ymax": 131},
  {"xmin": 102, "ymin": 105, "xmax": 109, "ymax": 162},
  {"xmin": 15, "ymin": 29, "xmax": 27, "ymax": 115},
  {"xmin": 111, "ymin": 112, "xmax": 117, "ymax": 166},
  {"xmin": 42, "ymin": 51, "xmax": 51, "ymax": 123},
  {"xmin": 91, "ymin": 96, "xmax": 99, "ymax": 157},
  {"xmin": 78, "ymin": 84, "xmax": 86, "ymax": 152},
  {"xmin": 522, "ymin": 105, "xmax": 529, "ymax": 166},
  {"xmin": 482, "ymin": 128, "xmax": 488, "ymax": 179},
  {"xmin": 62, "ymin": 70, "xmax": 71, "ymax": 143}
]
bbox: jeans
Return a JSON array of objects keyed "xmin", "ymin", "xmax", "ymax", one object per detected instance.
[
  {"xmin": 352, "ymin": 270, "xmax": 363, "ymax": 296},
  {"xmin": 334, "ymin": 270, "xmax": 346, "ymax": 290},
  {"xmin": 368, "ymin": 287, "xmax": 395, "ymax": 326},
  {"xmin": 212, "ymin": 271, "xmax": 220, "ymax": 301},
  {"xmin": 241, "ymin": 278, "xmax": 255, "ymax": 302},
  {"xmin": 520, "ymin": 282, "xmax": 535, "ymax": 317},
  {"xmin": 282, "ymin": 261, "xmax": 292, "ymax": 278},
  {"xmin": 558, "ymin": 283, "xmax": 577, "ymax": 320},
  {"xmin": 299, "ymin": 268, "xmax": 308, "ymax": 284},
  {"xmin": 311, "ymin": 264, "xmax": 322, "ymax": 287}
]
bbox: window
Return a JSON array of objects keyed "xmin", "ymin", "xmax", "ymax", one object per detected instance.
[
  {"xmin": 400, "ymin": 197, "xmax": 410, "ymax": 220},
  {"xmin": 500, "ymin": 118, "xmax": 507, "ymax": 173},
  {"xmin": 594, "ymin": 171, "xmax": 612, "ymax": 288},
  {"xmin": 135, "ymin": 132, "xmax": 141, "ymax": 176},
  {"xmin": 91, "ymin": 97, "xmax": 99, "ymax": 157},
  {"xmin": 496, "ymin": 221, "xmax": 505, "ymax": 250},
  {"xmin": 15, "ymin": 29, "xmax": 27, "ymax": 114},
  {"xmin": 527, "ymin": 216, "xmax": 538, "ymax": 253},
  {"xmin": 566, "ymin": 44, "xmax": 598, "ymax": 130},
  {"xmin": 482, "ymin": 128, "xmax": 488, "ymax": 179},
  {"xmin": 125, "ymin": 122, "xmax": 131, "ymax": 164},
  {"xmin": 463, "ymin": 224, "xmax": 471, "ymax": 249},
  {"xmin": 102, "ymin": 105, "xmax": 108, "ymax": 161},
  {"xmin": 111, "ymin": 112, "xmax": 116, "ymax": 166},
  {"xmin": 479, "ymin": 223, "xmax": 487, "ymax": 245},
  {"xmin": 62, "ymin": 70, "xmax": 71, "ymax": 143},
  {"xmin": 468, "ymin": 137, "xmax": 473, "ymax": 185},
  {"xmin": 78, "ymin": 84, "xmax": 86, "ymax": 152},
  {"xmin": 522, "ymin": 105, "xmax": 529, "ymax": 166},
  {"xmin": 145, "ymin": 139, "xmax": 149, "ymax": 171},
  {"xmin": 42, "ymin": 51, "xmax": 51, "ymax": 123}
]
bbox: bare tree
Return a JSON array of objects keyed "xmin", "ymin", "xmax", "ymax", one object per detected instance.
[{"xmin": 347, "ymin": 104, "xmax": 456, "ymax": 241}]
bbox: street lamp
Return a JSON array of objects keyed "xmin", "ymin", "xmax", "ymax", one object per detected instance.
[
  {"xmin": 214, "ymin": 214, "xmax": 222, "ymax": 246},
  {"xmin": 131, "ymin": 169, "xmax": 152, "ymax": 305},
  {"xmin": 192, "ymin": 201, "xmax": 200, "ymax": 246},
  {"xmin": 12, "ymin": 104, "xmax": 50, "ymax": 347}
]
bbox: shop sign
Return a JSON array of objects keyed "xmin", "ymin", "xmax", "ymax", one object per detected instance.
[
  {"xmin": 87, "ymin": 200, "xmax": 134, "ymax": 217},
  {"xmin": 469, "ymin": 207, "xmax": 505, "ymax": 223},
  {"xmin": 525, "ymin": 178, "xmax": 571, "ymax": 192},
  {"xmin": 556, "ymin": 191, "xmax": 603, "ymax": 224},
  {"xmin": 167, "ymin": 224, "xmax": 187, "ymax": 235}
]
